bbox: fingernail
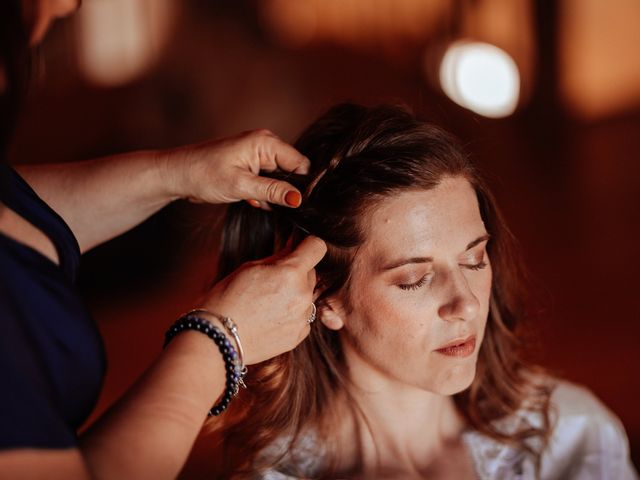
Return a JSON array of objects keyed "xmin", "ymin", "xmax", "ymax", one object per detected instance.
[
  {"xmin": 248, "ymin": 199, "xmax": 261, "ymax": 208},
  {"xmin": 285, "ymin": 190, "xmax": 302, "ymax": 207}
]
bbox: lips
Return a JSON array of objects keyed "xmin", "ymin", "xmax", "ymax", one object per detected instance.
[{"xmin": 434, "ymin": 335, "xmax": 476, "ymax": 358}]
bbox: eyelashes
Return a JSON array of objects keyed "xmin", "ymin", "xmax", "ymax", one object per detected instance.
[
  {"xmin": 397, "ymin": 261, "xmax": 488, "ymax": 291},
  {"xmin": 467, "ymin": 261, "xmax": 488, "ymax": 271},
  {"xmin": 398, "ymin": 274, "xmax": 431, "ymax": 291}
]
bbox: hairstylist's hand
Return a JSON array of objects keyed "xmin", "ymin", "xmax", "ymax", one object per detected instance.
[
  {"xmin": 198, "ymin": 236, "xmax": 327, "ymax": 364},
  {"xmin": 161, "ymin": 129, "xmax": 308, "ymax": 209}
]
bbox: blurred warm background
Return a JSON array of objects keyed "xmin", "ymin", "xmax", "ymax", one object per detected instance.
[{"xmin": 9, "ymin": 0, "xmax": 640, "ymax": 473}]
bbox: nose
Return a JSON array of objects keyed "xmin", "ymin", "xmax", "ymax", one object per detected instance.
[{"xmin": 437, "ymin": 269, "xmax": 480, "ymax": 322}]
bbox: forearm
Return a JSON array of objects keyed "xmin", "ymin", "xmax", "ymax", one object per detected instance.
[
  {"xmin": 80, "ymin": 331, "xmax": 225, "ymax": 480},
  {"xmin": 14, "ymin": 130, "xmax": 311, "ymax": 252},
  {"xmin": 15, "ymin": 150, "xmax": 181, "ymax": 253}
]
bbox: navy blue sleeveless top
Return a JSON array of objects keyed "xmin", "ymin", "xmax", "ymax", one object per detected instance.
[{"xmin": 0, "ymin": 164, "xmax": 106, "ymax": 449}]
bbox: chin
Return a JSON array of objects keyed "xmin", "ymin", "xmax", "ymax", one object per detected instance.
[{"xmin": 432, "ymin": 362, "xmax": 477, "ymax": 396}]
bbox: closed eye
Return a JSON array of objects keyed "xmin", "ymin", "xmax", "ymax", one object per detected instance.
[
  {"xmin": 463, "ymin": 261, "xmax": 487, "ymax": 271},
  {"xmin": 397, "ymin": 254, "xmax": 487, "ymax": 291},
  {"xmin": 398, "ymin": 273, "xmax": 431, "ymax": 291}
]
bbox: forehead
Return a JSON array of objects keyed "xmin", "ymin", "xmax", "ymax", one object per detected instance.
[{"xmin": 356, "ymin": 176, "xmax": 485, "ymax": 262}]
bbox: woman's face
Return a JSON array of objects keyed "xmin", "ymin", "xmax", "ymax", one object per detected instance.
[{"xmin": 325, "ymin": 176, "xmax": 492, "ymax": 396}]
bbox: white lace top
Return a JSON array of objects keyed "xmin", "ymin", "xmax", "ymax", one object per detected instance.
[{"xmin": 253, "ymin": 381, "xmax": 638, "ymax": 479}]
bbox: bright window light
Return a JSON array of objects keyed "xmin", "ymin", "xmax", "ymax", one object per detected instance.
[{"xmin": 439, "ymin": 41, "xmax": 520, "ymax": 118}]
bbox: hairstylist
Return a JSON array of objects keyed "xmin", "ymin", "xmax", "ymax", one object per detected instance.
[{"xmin": 0, "ymin": 1, "xmax": 327, "ymax": 478}]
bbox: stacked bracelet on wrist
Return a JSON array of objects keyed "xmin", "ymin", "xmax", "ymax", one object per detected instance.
[
  {"xmin": 163, "ymin": 312, "xmax": 247, "ymax": 416},
  {"xmin": 188, "ymin": 309, "xmax": 248, "ymax": 386}
]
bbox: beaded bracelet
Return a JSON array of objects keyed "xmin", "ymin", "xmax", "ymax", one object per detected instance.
[
  {"xmin": 187, "ymin": 309, "xmax": 248, "ymax": 386},
  {"xmin": 163, "ymin": 314, "xmax": 244, "ymax": 416}
]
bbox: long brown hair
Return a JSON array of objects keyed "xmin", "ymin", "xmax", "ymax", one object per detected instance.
[{"xmin": 210, "ymin": 104, "xmax": 551, "ymax": 477}]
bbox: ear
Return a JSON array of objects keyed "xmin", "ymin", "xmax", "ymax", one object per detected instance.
[{"xmin": 318, "ymin": 295, "xmax": 347, "ymax": 331}]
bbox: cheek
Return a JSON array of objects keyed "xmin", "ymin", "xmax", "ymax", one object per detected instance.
[
  {"xmin": 470, "ymin": 259, "xmax": 492, "ymax": 298},
  {"xmin": 347, "ymin": 286, "xmax": 396, "ymax": 338},
  {"xmin": 472, "ymin": 264, "xmax": 493, "ymax": 329},
  {"xmin": 347, "ymin": 280, "xmax": 435, "ymax": 347}
]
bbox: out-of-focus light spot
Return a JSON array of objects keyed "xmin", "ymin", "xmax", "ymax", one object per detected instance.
[
  {"xmin": 439, "ymin": 41, "xmax": 520, "ymax": 118},
  {"xmin": 77, "ymin": 0, "xmax": 175, "ymax": 87},
  {"xmin": 560, "ymin": 0, "xmax": 640, "ymax": 119}
]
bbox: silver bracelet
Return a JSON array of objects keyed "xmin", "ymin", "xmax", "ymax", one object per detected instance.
[{"xmin": 188, "ymin": 309, "xmax": 248, "ymax": 386}]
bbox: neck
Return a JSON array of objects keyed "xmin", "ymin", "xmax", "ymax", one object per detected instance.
[{"xmin": 332, "ymin": 341, "xmax": 467, "ymax": 477}]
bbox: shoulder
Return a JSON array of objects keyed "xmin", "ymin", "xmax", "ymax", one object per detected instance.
[
  {"xmin": 549, "ymin": 380, "xmax": 618, "ymax": 421},
  {"xmin": 541, "ymin": 379, "xmax": 637, "ymax": 479},
  {"xmin": 547, "ymin": 379, "xmax": 628, "ymax": 450},
  {"xmin": 464, "ymin": 377, "xmax": 638, "ymax": 480}
]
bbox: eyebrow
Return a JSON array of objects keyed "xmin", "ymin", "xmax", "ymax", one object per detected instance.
[{"xmin": 378, "ymin": 233, "xmax": 491, "ymax": 271}]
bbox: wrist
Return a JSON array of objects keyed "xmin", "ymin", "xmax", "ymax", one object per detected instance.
[
  {"xmin": 165, "ymin": 330, "xmax": 225, "ymax": 371},
  {"xmin": 164, "ymin": 313, "xmax": 246, "ymax": 416},
  {"xmin": 154, "ymin": 147, "xmax": 190, "ymax": 202},
  {"xmin": 187, "ymin": 309, "xmax": 247, "ymax": 377}
]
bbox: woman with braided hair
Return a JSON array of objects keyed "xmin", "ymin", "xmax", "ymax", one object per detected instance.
[{"xmin": 206, "ymin": 103, "xmax": 637, "ymax": 479}]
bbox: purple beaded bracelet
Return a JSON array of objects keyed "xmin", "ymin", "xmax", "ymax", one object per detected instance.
[{"xmin": 163, "ymin": 314, "xmax": 244, "ymax": 416}]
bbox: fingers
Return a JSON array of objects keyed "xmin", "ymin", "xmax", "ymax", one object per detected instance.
[
  {"xmin": 284, "ymin": 236, "xmax": 327, "ymax": 271},
  {"xmin": 259, "ymin": 133, "xmax": 310, "ymax": 175},
  {"xmin": 245, "ymin": 199, "xmax": 273, "ymax": 211},
  {"xmin": 242, "ymin": 175, "xmax": 302, "ymax": 208}
]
